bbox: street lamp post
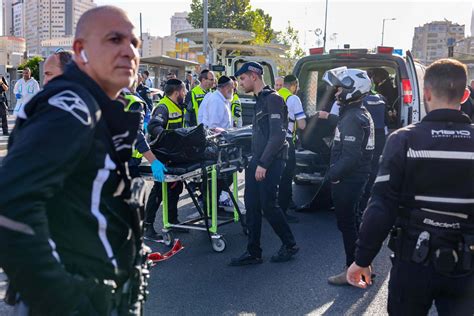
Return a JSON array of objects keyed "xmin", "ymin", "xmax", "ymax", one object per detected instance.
[
  {"xmin": 203, "ymin": 0, "xmax": 209, "ymax": 67},
  {"xmin": 381, "ymin": 18, "xmax": 396, "ymax": 46},
  {"xmin": 323, "ymin": 0, "xmax": 328, "ymax": 52}
]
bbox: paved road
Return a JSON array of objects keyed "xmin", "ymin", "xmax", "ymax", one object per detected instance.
[
  {"xmin": 0, "ymin": 153, "xmax": 437, "ymax": 315},
  {"xmin": 142, "ymin": 178, "xmax": 396, "ymax": 315}
]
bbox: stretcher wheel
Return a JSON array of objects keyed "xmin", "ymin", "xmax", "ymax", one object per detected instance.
[
  {"xmin": 211, "ymin": 236, "xmax": 227, "ymax": 252},
  {"xmin": 162, "ymin": 230, "xmax": 173, "ymax": 247}
]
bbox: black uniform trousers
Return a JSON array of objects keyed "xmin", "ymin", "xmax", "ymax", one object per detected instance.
[
  {"xmin": 360, "ymin": 129, "xmax": 386, "ymax": 212},
  {"xmin": 245, "ymin": 158, "xmax": 296, "ymax": 257},
  {"xmin": 0, "ymin": 102, "xmax": 8, "ymax": 134},
  {"xmin": 331, "ymin": 176, "xmax": 367, "ymax": 267},
  {"xmin": 388, "ymin": 259, "xmax": 474, "ymax": 315},
  {"xmin": 145, "ymin": 181, "xmax": 183, "ymax": 225},
  {"xmin": 278, "ymin": 139, "xmax": 295, "ymax": 212}
]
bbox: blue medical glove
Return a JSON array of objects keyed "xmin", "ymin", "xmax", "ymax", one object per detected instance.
[
  {"xmin": 151, "ymin": 159, "xmax": 167, "ymax": 182},
  {"xmin": 15, "ymin": 93, "xmax": 22, "ymax": 99},
  {"xmin": 143, "ymin": 122, "xmax": 148, "ymax": 133}
]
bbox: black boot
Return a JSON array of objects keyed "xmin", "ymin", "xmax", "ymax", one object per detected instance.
[
  {"xmin": 270, "ymin": 244, "xmax": 299, "ymax": 263},
  {"xmin": 283, "ymin": 210, "xmax": 299, "ymax": 223},
  {"xmin": 144, "ymin": 222, "xmax": 162, "ymax": 242},
  {"xmin": 229, "ymin": 251, "xmax": 263, "ymax": 266}
]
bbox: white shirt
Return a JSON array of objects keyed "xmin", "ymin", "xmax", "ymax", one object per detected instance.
[
  {"xmin": 286, "ymin": 94, "xmax": 306, "ymax": 138},
  {"xmin": 13, "ymin": 78, "xmax": 40, "ymax": 116},
  {"xmin": 144, "ymin": 77, "xmax": 153, "ymax": 89},
  {"xmin": 198, "ymin": 90, "xmax": 232, "ymax": 129}
]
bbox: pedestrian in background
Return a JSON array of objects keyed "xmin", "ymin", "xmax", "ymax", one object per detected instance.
[
  {"xmin": 0, "ymin": 76, "xmax": 9, "ymax": 135},
  {"xmin": 13, "ymin": 67, "xmax": 40, "ymax": 116},
  {"xmin": 143, "ymin": 70, "xmax": 153, "ymax": 88},
  {"xmin": 43, "ymin": 50, "xmax": 73, "ymax": 86},
  {"xmin": 274, "ymin": 76, "xmax": 284, "ymax": 91}
]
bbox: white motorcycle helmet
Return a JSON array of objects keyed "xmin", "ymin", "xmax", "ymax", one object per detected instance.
[{"xmin": 322, "ymin": 67, "xmax": 371, "ymax": 104}]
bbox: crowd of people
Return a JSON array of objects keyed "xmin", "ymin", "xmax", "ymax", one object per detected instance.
[{"xmin": 0, "ymin": 4, "xmax": 473, "ymax": 315}]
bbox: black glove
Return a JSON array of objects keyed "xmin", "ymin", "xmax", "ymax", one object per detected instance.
[{"xmin": 72, "ymin": 278, "xmax": 117, "ymax": 316}]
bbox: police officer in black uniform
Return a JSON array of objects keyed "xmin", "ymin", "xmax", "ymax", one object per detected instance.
[
  {"xmin": 359, "ymin": 90, "xmax": 387, "ymax": 212},
  {"xmin": 230, "ymin": 62, "xmax": 298, "ymax": 266},
  {"xmin": 322, "ymin": 67, "xmax": 375, "ymax": 285},
  {"xmin": 347, "ymin": 59, "xmax": 474, "ymax": 315},
  {"xmin": 0, "ymin": 6, "xmax": 147, "ymax": 315}
]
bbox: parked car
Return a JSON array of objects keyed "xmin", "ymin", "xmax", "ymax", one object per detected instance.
[{"xmin": 292, "ymin": 47, "xmax": 426, "ymax": 184}]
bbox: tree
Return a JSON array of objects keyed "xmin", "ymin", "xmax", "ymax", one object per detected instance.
[
  {"xmin": 187, "ymin": 0, "xmax": 274, "ymax": 44},
  {"xmin": 18, "ymin": 56, "xmax": 43, "ymax": 80},
  {"xmin": 276, "ymin": 21, "xmax": 306, "ymax": 75}
]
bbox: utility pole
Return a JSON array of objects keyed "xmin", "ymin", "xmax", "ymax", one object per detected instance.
[
  {"xmin": 323, "ymin": 0, "xmax": 328, "ymax": 53},
  {"xmin": 139, "ymin": 13, "xmax": 143, "ymax": 57},
  {"xmin": 203, "ymin": 0, "xmax": 209, "ymax": 67}
]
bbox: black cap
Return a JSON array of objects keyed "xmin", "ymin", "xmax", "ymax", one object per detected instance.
[
  {"xmin": 234, "ymin": 61, "xmax": 264, "ymax": 77},
  {"xmin": 284, "ymin": 74, "xmax": 298, "ymax": 84},
  {"xmin": 166, "ymin": 79, "xmax": 183, "ymax": 86},
  {"xmin": 217, "ymin": 75, "xmax": 231, "ymax": 86}
]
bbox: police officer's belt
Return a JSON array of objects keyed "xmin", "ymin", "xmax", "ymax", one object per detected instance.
[{"xmin": 388, "ymin": 207, "xmax": 474, "ymax": 276}]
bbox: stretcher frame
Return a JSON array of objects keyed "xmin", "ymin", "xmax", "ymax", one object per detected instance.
[{"xmin": 144, "ymin": 147, "xmax": 248, "ymax": 252}]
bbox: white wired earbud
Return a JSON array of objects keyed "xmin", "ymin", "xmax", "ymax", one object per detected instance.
[{"xmin": 80, "ymin": 50, "xmax": 89, "ymax": 63}]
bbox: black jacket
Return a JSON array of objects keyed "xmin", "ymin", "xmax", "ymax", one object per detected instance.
[
  {"xmin": 355, "ymin": 109, "xmax": 474, "ymax": 267},
  {"xmin": 0, "ymin": 62, "xmax": 140, "ymax": 314},
  {"xmin": 328, "ymin": 102, "xmax": 374, "ymax": 181},
  {"xmin": 252, "ymin": 86, "xmax": 288, "ymax": 168}
]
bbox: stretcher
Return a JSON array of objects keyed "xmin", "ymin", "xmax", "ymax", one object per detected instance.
[{"xmin": 141, "ymin": 126, "xmax": 253, "ymax": 252}]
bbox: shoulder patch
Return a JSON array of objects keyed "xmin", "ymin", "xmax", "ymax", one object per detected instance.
[{"xmin": 48, "ymin": 90, "xmax": 92, "ymax": 126}]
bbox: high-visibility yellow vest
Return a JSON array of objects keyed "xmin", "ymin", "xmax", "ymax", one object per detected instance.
[
  {"xmin": 124, "ymin": 94, "xmax": 146, "ymax": 159},
  {"xmin": 156, "ymin": 96, "xmax": 184, "ymax": 130},
  {"xmin": 190, "ymin": 85, "xmax": 207, "ymax": 122},
  {"xmin": 231, "ymin": 93, "xmax": 241, "ymax": 127},
  {"xmin": 277, "ymin": 87, "xmax": 297, "ymax": 142}
]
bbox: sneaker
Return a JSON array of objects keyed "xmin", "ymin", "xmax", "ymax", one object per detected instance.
[
  {"xmin": 229, "ymin": 251, "xmax": 263, "ymax": 266},
  {"xmin": 219, "ymin": 196, "xmax": 234, "ymax": 213},
  {"xmin": 143, "ymin": 223, "xmax": 162, "ymax": 242},
  {"xmin": 270, "ymin": 244, "xmax": 299, "ymax": 263},
  {"xmin": 328, "ymin": 268, "xmax": 349, "ymax": 286},
  {"xmin": 284, "ymin": 212, "xmax": 299, "ymax": 223},
  {"xmin": 236, "ymin": 200, "xmax": 246, "ymax": 215}
]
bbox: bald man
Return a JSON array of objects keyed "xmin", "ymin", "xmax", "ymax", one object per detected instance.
[
  {"xmin": 0, "ymin": 6, "xmax": 148, "ymax": 315},
  {"xmin": 43, "ymin": 50, "xmax": 73, "ymax": 85}
]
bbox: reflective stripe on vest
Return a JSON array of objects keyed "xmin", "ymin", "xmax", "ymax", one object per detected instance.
[
  {"xmin": 123, "ymin": 94, "xmax": 146, "ymax": 159},
  {"xmin": 157, "ymin": 96, "xmax": 184, "ymax": 130},
  {"xmin": 190, "ymin": 85, "xmax": 207, "ymax": 122},
  {"xmin": 231, "ymin": 93, "xmax": 241, "ymax": 121},
  {"xmin": 277, "ymin": 87, "xmax": 297, "ymax": 141}
]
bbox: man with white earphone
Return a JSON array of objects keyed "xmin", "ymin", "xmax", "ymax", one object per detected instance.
[{"xmin": 0, "ymin": 6, "xmax": 149, "ymax": 315}]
